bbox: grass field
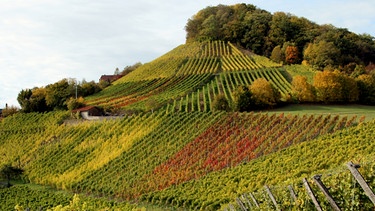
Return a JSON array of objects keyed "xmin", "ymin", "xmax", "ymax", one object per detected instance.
[{"xmin": 264, "ymin": 104, "xmax": 375, "ymax": 121}]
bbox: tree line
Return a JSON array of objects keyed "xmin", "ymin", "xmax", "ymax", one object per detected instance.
[
  {"xmin": 213, "ymin": 70, "xmax": 375, "ymax": 112},
  {"xmin": 185, "ymin": 4, "xmax": 375, "ymax": 71}
]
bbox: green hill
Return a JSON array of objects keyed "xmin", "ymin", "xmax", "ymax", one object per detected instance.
[
  {"xmin": 85, "ymin": 40, "xmax": 287, "ymax": 112},
  {"xmin": 1, "ymin": 3, "xmax": 375, "ymax": 211}
]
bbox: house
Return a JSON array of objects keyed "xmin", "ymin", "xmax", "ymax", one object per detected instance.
[
  {"xmin": 99, "ymin": 74, "xmax": 123, "ymax": 83},
  {"xmin": 72, "ymin": 106, "xmax": 103, "ymax": 117}
]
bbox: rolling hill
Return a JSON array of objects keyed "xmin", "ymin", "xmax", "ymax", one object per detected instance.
[{"xmin": 1, "ymin": 9, "xmax": 375, "ymax": 210}]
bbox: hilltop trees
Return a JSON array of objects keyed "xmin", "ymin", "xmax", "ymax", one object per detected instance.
[{"xmin": 185, "ymin": 4, "xmax": 375, "ymax": 70}]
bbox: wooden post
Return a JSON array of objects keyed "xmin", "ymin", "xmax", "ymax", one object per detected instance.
[
  {"xmin": 288, "ymin": 185, "xmax": 298, "ymax": 202},
  {"xmin": 347, "ymin": 161, "xmax": 375, "ymax": 206},
  {"xmin": 313, "ymin": 175, "xmax": 341, "ymax": 211},
  {"xmin": 241, "ymin": 194, "xmax": 252, "ymax": 209},
  {"xmin": 249, "ymin": 192, "xmax": 259, "ymax": 208},
  {"xmin": 303, "ymin": 178, "xmax": 322, "ymax": 211},
  {"xmin": 236, "ymin": 197, "xmax": 247, "ymax": 211},
  {"xmin": 265, "ymin": 185, "xmax": 281, "ymax": 211}
]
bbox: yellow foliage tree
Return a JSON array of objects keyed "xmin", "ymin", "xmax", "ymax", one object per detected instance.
[
  {"xmin": 292, "ymin": 75, "xmax": 316, "ymax": 102},
  {"xmin": 249, "ymin": 78, "xmax": 280, "ymax": 108},
  {"xmin": 313, "ymin": 70, "xmax": 358, "ymax": 103}
]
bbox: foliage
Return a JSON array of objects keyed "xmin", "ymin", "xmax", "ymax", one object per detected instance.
[
  {"xmin": 0, "ymin": 185, "xmax": 136, "ymax": 210},
  {"xmin": 292, "ymin": 75, "xmax": 316, "ymax": 102},
  {"xmin": 313, "ymin": 70, "xmax": 358, "ymax": 103},
  {"xmin": 304, "ymin": 41, "xmax": 340, "ymax": 70},
  {"xmin": 1, "ymin": 105, "xmax": 19, "ymax": 118},
  {"xmin": 285, "ymin": 45, "xmax": 299, "ymax": 64},
  {"xmin": 66, "ymin": 97, "xmax": 86, "ymax": 111},
  {"xmin": 185, "ymin": 4, "xmax": 375, "ymax": 69},
  {"xmin": 212, "ymin": 94, "xmax": 230, "ymax": 111},
  {"xmin": 356, "ymin": 74, "xmax": 375, "ymax": 105},
  {"xmin": 250, "ymin": 78, "xmax": 280, "ymax": 108},
  {"xmin": 0, "ymin": 164, "xmax": 23, "ymax": 187},
  {"xmin": 232, "ymin": 85, "xmax": 254, "ymax": 111}
]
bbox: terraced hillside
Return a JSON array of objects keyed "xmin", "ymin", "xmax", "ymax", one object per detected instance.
[
  {"xmin": 1, "ymin": 110, "xmax": 370, "ymax": 210},
  {"xmin": 84, "ymin": 40, "xmax": 285, "ymax": 111}
]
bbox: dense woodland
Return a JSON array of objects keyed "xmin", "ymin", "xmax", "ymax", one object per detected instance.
[{"xmin": 186, "ymin": 4, "xmax": 375, "ymax": 70}]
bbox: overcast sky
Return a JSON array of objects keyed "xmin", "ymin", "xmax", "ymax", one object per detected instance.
[{"xmin": 1, "ymin": 0, "xmax": 374, "ymax": 107}]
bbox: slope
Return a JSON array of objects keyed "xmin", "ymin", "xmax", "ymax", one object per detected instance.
[{"xmin": 84, "ymin": 40, "xmax": 286, "ymax": 112}]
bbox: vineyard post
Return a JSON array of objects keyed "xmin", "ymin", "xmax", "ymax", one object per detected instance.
[
  {"xmin": 347, "ymin": 161, "xmax": 375, "ymax": 205},
  {"xmin": 249, "ymin": 192, "xmax": 260, "ymax": 208},
  {"xmin": 265, "ymin": 185, "xmax": 281, "ymax": 211},
  {"xmin": 313, "ymin": 175, "xmax": 341, "ymax": 211},
  {"xmin": 302, "ymin": 178, "xmax": 322, "ymax": 211},
  {"xmin": 241, "ymin": 194, "xmax": 253, "ymax": 209},
  {"xmin": 287, "ymin": 185, "xmax": 298, "ymax": 202},
  {"xmin": 236, "ymin": 197, "xmax": 247, "ymax": 211}
]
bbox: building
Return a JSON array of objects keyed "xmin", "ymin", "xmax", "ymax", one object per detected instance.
[
  {"xmin": 99, "ymin": 75, "xmax": 123, "ymax": 83},
  {"xmin": 72, "ymin": 106, "xmax": 103, "ymax": 117}
]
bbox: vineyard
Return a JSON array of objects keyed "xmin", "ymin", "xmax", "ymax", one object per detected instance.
[
  {"xmin": 1, "ymin": 109, "xmax": 374, "ymax": 210},
  {"xmin": 1, "ymin": 39, "xmax": 375, "ymax": 211},
  {"xmin": 85, "ymin": 40, "xmax": 284, "ymax": 111}
]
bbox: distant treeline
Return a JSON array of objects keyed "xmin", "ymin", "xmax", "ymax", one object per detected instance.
[{"xmin": 185, "ymin": 3, "xmax": 375, "ymax": 71}]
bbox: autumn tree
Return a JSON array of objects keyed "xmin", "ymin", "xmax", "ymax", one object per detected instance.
[
  {"xmin": 313, "ymin": 70, "xmax": 358, "ymax": 103},
  {"xmin": 250, "ymin": 78, "xmax": 280, "ymax": 108},
  {"xmin": 285, "ymin": 45, "xmax": 299, "ymax": 64},
  {"xmin": 292, "ymin": 75, "xmax": 316, "ymax": 102}
]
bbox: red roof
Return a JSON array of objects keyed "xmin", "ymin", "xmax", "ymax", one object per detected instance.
[
  {"xmin": 71, "ymin": 106, "xmax": 97, "ymax": 113},
  {"xmin": 99, "ymin": 75, "xmax": 123, "ymax": 82}
]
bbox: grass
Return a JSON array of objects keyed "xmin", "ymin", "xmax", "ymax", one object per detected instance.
[{"xmin": 264, "ymin": 104, "xmax": 375, "ymax": 121}]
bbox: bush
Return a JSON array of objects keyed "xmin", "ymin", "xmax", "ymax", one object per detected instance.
[{"xmin": 212, "ymin": 94, "xmax": 230, "ymax": 111}]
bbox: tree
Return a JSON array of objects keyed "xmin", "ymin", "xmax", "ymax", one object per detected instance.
[
  {"xmin": 17, "ymin": 89, "xmax": 33, "ymax": 112},
  {"xmin": 1, "ymin": 105, "xmax": 19, "ymax": 118},
  {"xmin": 250, "ymin": 78, "xmax": 280, "ymax": 108},
  {"xmin": 356, "ymin": 74, "xmax": 375, "ymax": 104},
  {"xmin": 232, "ymin": 85, "xmax": 254, "ymax": 111},
  {"xmin": 270, "ymin": 45, "xmax": 284, "ymax": 63},
  {"xmin": 304, "ymin": 41, "xmax": 340, "ymax": 70},
  {"xmin": 67, "ymin": 97, "xmax": 86, "ymax": 111},
  {"xmin": 292, "ymin": 75, "xmax": 316, "ymax": 102},
  {"xmin": 0, "ymin": 164, "xmax": 23, "ymax": 187},
  {"xmin": 212, "ymin": 94, "xmax": 230, "ymax": 111},
  {"xmin": 313, "ymin": 70, "xmax": 358, "ymax": 103},
  {"xmin": 45, "ymin": 79, "xmax": 74, "ymax": 110},
  {"xmin": 285, "ymin": 45, "xmax": 299, "ymax": 64}
]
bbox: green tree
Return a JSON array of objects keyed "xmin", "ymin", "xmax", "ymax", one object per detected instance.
[
  {"xmin": 45, "ymin": 79, "xmax": 74, "ymax": 110},
  {"xmin": 304, "ymin": 41, "xmax": 340, "ymax": 70},
  {"xmin": 270, "ymin": 45, "xmax": 284, "ymax": 63},
  {"xmin": 17, "ymin": 89, "xmax": 33, "ymax": 112},
  {"xmin": 66, "ymin": 97, "xmax": 86, "ymax": 111},
  {"xmin": 232, "ymin": 85, "xmax": 254, "ymax": 111},
  {"xmin": 212, "ymin": 94, "xmax": 230, "ymax": 111},
  {"xmin": 0, "ymin": 164, "xmax": 23, "ymax": 187},
  {"xmin": 356, "ymin": 74, "xmax": 375, "ymax": 104}
]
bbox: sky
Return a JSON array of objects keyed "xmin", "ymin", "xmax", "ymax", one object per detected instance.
[{"xmin": 1, "ymin": 0, "xmax": 374, "ymax": 107}]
